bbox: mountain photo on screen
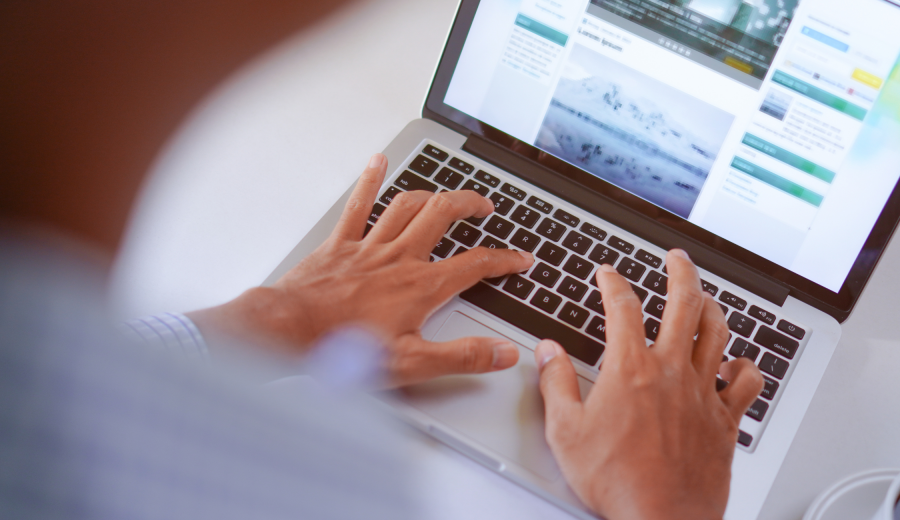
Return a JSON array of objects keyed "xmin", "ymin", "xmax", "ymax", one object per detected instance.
[{"xmin": 535, "ymin": 44, "xmax": 735, "ymax": 218}]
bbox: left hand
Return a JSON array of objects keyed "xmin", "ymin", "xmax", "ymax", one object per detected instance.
[{"xmin": 188, "ymin": 153, "xmax": 534, "ymax": 387}]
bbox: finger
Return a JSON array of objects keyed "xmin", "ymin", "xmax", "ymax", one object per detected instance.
[
  {"xmin": 655, "ymin": 249, "xmax": 704, "ymax": 359},
  {"xmin": 718, "ymin": 358, "xmax": 764, "ymax": 424},
  {"xmin": 394, "ymin": 191, "xmax": 494, "ymax": 257},
  {"xmin": 692, "ymin": 293, "xmax": 730, "ymax": 381},
  {"xmin": 431, "ymin": 247, "xmax": 533, "ymax": 303},
  {"xmin": 333, "ymin": 153, "xmax": 388, "ymax": 241},
  {"xmin": 534, "ymin": 340, "xmax": 583, "ymax": 446},
  {"xmin": 365, "ymin": 190, "xmax": 434, "ymax": 244},
  {"xmin": 390, "ymin": 335, "xmax": 520, "ymax": 387},
  {"xmin": 595, "ymin": 264, "xmax": 646, "ymax": 365}
]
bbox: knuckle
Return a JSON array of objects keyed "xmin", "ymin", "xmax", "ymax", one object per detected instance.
[
  {"xmin": 390, "ymin": 191, "xmax": 418, "ymax": 210},
  {"xmin": 428, "ymin": 193, "xmax": 460, "ymax": 216},
  {"xmin": 707, "ymin": 320, "xmax": 730, "ymax": 344},
  {"xmin": 607, "ymin": 292, "xmax": 641, "ymax": 313},
  {"xmin": 670, "ymin": 286, "xmax": 704, "ymax": 312},
  {"xmin": 458, "ymin": 338, "xmax": 488, "ymax": 373}
]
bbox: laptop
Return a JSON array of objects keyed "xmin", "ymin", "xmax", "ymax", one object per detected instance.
[{"xmin": 265, "ymin": 0, "xmax": 900, "ymax": 518}]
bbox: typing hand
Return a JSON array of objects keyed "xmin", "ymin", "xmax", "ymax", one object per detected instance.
[
  {"xmin": 534, "ymin": 250, "xmax": 763, "ymax": 520},
  {"xmin": 189, "ymin": 153, "xmax": 533, "ymax": 387}
]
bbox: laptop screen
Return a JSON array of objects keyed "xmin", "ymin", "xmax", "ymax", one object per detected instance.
[{"xmin": 442, "ymin": 0, "xmax": 900, "ymax": 294}]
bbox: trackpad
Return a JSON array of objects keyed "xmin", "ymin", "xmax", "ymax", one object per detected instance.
[{"xmin": 401, "ymin": 312, "xmax": 563, "ymax": 481}]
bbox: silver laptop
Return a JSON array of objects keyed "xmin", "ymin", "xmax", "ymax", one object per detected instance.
[{"xmin": 265, "ymin": 0, "xmax": 900, "ymax": 518}]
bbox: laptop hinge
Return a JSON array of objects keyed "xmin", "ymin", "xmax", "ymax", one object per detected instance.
[{"xmin": 462, "ymin": 135, "xmax": 791, "ymax": 308}]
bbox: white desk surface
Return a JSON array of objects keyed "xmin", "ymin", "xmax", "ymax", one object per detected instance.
[{"xmin": 110, "ymin": 1, "xmax": 900, "ymax": 518}]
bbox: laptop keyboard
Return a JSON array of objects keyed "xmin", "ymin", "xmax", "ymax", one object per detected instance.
[{"xmin": 367, "ymin": 140, "xmax": 812, "ymax": 453}]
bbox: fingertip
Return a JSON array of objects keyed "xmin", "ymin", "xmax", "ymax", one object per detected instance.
[
  {"xmin": 368, "ymin": 153, "xmax": 386, "ymax": 170},
  {"xmin": 535, "ymin": 339, "xmax": 564, "ymax": 370},
  {"xmin": 518, "ymin": 251, "xmax": 534, "ymax": 268},
  {"xmin": 669, "ymin": 248, "xmax": 690, "ymax": 260},
  {"xmin": 492, "ymin": 340, "xmax": 519, "ymax": 370}
]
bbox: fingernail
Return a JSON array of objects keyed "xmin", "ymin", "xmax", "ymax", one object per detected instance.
[
  {"xmin": 535, "ymin": 340, "xmax": 561, "ymax": 369},
  {"xmin": 671, "ymin": 248, "xmax": 690, "ymax": 260},
  {"xmin": 368, "ymin": 153, "xmax": 385, "ymax": 169},
  {"xmin": 599, "ymin": 264, "xmax": 616, "ymax": 273},
  {"xmin": 492, "ymin": 341, "xmax": 518, "ymax": 369},
  {"xmin": 518, "ymin": 251, "xmax": 534, "ymax": 263}
]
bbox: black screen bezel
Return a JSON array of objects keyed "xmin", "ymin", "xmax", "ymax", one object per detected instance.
[{"xmin": 423, "ymin": 0, "xmax": 900, "ymax": 319}]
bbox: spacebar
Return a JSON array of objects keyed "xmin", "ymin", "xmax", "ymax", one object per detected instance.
[{"xmin": 459, "ymin": 283, "xmax": 605, "ymax": 366}]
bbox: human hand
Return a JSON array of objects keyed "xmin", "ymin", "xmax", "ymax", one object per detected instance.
[
  {"xmin": 189, "ymin": 153, "xmax": 534, "ymax": 387},
  {"xmin": 534, "ymin": 250, "xmax": 763, "ymax": 520}
]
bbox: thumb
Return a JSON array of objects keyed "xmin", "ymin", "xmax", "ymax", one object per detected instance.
[
  {"xmin": 534, "ymin": 340, "xmax": 583, "ymax": 443},
  {"xmin": 389, "ymin": 335, "xmax": 520, "ymax": 387}
]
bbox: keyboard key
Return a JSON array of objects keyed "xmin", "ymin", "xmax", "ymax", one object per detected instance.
[
  {"xmin": 460, "ymin": 179, "xmax": 489, "ymax": 196},
  {"xmin": 531, "ymin": 289, "xmax": 562, "ymax": 314},
  {"xmin": 616, "ymin": 259, "xmax": 647, "ymax": 282},
  {"xmin": 719, "ymin": 303, "xmax": 729, "ymax": 315},
  {"xmin": 536, "ymin": 219, "xmax": 566, "ymax": 241},
  {"xmin": 484, "ymin": 216, "xmax": 515, "ymax": 240},
  {"xmin": 527, "ymin": 196, "xmax": 553, "ymax": 214},
  {"xmin": 727, "ymin": 313, "xmax": 757, "ymax": 338},
  {"xmin": 448, "ymin": 157, "xmax": 474, "ymax": 174},
  {"xmin": 380, "ymin": 186, "xmax": 403, "ymax": 205},
  {"xmin": 368, "ymin": 203, "xmax": 386, "ymax": 223},
  {"xmin": 585, "ymin": 291, "xmax": 605, "ymax": 315},
  {"xmin": 719, "ymin": 291, "xmax": 747, "ymax": 311},
  {"xmin": 503, "ymin": 275, "xmax": 535, "ymax": 300},
  {"xmin": 474, "ymin": 170, "xmax": 501, "ymax": 187},
  {"xmin": 563, "ymin": 255, "xmax": 594, "ymax": 280},
  {"xmin": 559, "ymin": 302, "xmax": 590, "ymax": 329},
  {"xmin": 748, "ymin": 305, "xmax": 776, "ymax": 326},
  {"xmin": 452, "ymin": 246, "xmax": 468, "ymax": 257},
  {"xmin": 460, "ymin": 284, "xmax": 605, "ymax": 365},
  {"xmin": 760, "ymin": 377, "xmax": 779, "ymax": 400},
  {"xmin": 562, "ymin": 231, "xmax": 592, "ymax": 255},
  {"xmin": 759, "ymin": 352, "xmax": 789, "ymax": 380},
  {"xmin": 489, "ymin": 193, "xmax": 514, "ymax": 215},
  {"xmin": 631, "ymin": 284, "xmax": 649, "ymax": 303},
  {"xmin": 450, "ymin": 222, "xmax": 482, "ymax": 247},
  {"xmin": 485, "ymin": 276, "xmax": 505, "ymax": 286},
  {"xmin": 754, "ymin": 326, "xmax": 799, "ymax": 360},
  {"xmin": 608, "ymin": 236, "xmax": 635, "ymax": 255},
  {"xmin": 642, "ymin": 271, "xmax": 668, "ymax": 295},
  {"xmin": 434, "ymin": 167, "xmax": 464, "ymax": 189},
  {"xmin": 645, "ymin": 295, "xmax": 667, "ymax": 320},
  {"xmin": 422, "ymin": 145, "xmax": 449, "ymax": 162},
  {"xmin": 432, "ymin": 238, "xmax": 454, "ymax": 258},
  {"xmin": 700, "ymin": 280, "xmax": 718, "ymax": 296},
  {"xmin": 737, "ymin": 431, "xmax": 753, "ymax": 447},
  {"xmin": 745, "ymin": 399, "xmax": 769, "ymax": 422},
  {"xmin": 395, "ymin": 170, "xmax": 438, "ymax": 192},
  {"xmin": 479, "ymin": 236, "xmax": 508, "ymax": 250},
  {"xmin": 588, "ymin": 245, "xmax": 620, "ymax": 266},
  {"xmin": 580, "ymin": 223, "xmax": 608, "ymax": 241},
  {"xmin": 409, "ymin": 155, "xmax": 439, "ymax": 177},
  {"xmin": 465, "ymin": 215, "xmax": 486, "ymax": 227},
  {"xmin": 716, "ymin": 378, "xmax": 728, "ymax": 392},
  {"xmin": 777, "ymin": 320, "xmax": 806, "ymax": 340},
  {"xmin": 645, "ymin": 318, "xmax": 661, "ymax": 341},
  {"xmin": 634, "ymin": 249, "xmax": 662, "ymax": 269},
  {"xmin": 510, "ymin": 229, "xmax": 540, "ymax": 253},
  {"xmin": 558, "ymin": 277, "xmax": 588, "ymax": 302},
  {"xmin": 585, "ymin": 316, "xmax": 607, "ymax": 342},
  {"xmin": 500, "ymin": 182, "xmax": 526, "ymax": 200},
  {"xmin": 729, "ymin": 338, "xmax": 761, "ymax": 362},
  {"xmin": 536, "ymin": 242, "xmax": 567, "ymax": 266},
  {"xmin": 510, "ymin": 206, "xmax": 540, "ymax": 229},
  {"xmin": 553, "ymin": 209, "xmax": 580, "ymax": 227},
  {"xmin": 529, "ymin": 262, "xmax": 562, "ymax": 288}
]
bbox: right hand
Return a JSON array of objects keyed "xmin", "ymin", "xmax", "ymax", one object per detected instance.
[{"xmin": 534, "ymin": 250, "xmax": 763, "ymax": 520}]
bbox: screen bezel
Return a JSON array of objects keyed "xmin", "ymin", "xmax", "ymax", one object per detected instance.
[{"xmin": 423, "ymin": 0, "xmax": 900, "ymax": 319}]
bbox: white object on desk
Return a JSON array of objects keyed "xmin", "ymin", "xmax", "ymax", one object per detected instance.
[{"xmin": 803, "ymin": 468, "xmax": 899, "ymax": 520}]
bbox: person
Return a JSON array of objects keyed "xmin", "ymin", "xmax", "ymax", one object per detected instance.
[{"xmin": 0, "ymin": 1, "xmax": 764, "ymax": 519}]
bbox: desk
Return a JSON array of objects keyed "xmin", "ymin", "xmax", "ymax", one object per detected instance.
[{"xmin": 110, "ymin": 1, "xmax": 900, "ymax": 518}]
